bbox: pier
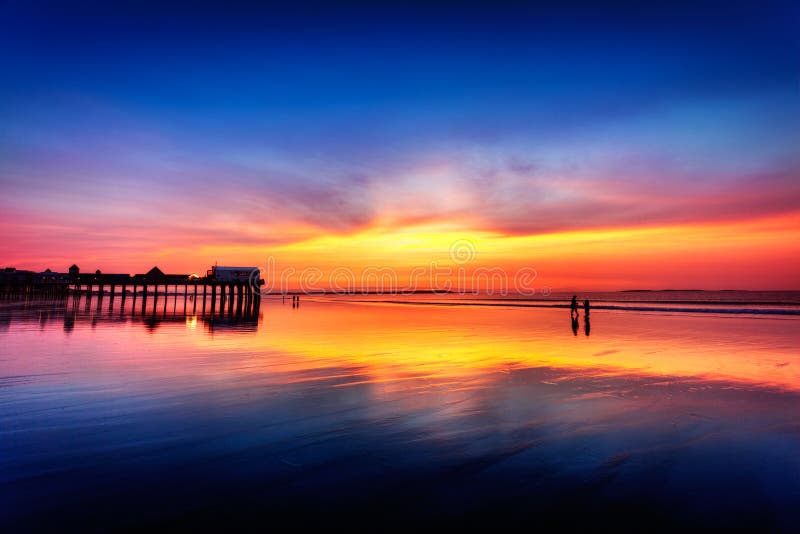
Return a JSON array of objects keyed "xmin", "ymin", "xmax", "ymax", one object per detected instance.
[{"xmin": 0, "ymin": 265, "xmax": 263, "ymax": 318}]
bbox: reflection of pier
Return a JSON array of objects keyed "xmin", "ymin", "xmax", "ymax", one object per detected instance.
[{"xmin": 0, "ymin": 290, "xmax": 261, "ymax": 334}]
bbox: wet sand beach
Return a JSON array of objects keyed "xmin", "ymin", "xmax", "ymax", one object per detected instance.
[{"xmin": 1, "ymin": 294, "xmax": 799, "ymax": 530}]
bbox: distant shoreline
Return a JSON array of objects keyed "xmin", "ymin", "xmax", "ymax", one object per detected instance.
[{"xmin": 344, "ymin": 299, "xmax": 800, "ymax": 316}]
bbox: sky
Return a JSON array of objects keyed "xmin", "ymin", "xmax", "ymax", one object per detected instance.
[{"xmin": 1, "ymin": 0, "xmax": 799, "ymax": 290}]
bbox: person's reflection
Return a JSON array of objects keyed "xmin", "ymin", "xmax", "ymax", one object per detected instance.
[
  {"xmin": 584, "ymin": 315, "xmax": 591, "ymax": 336},
  {"xmin": 571, "ymin": 313, "xmax": 579, "ymax": 336}
]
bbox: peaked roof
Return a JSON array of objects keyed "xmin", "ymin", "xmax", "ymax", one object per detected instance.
[
  {"xmin": 146, "ymin": 266, "xmax": 165, "ymax": 277},
  {"xmin": 69, "ymin": 264, "xmax": 79, "ymax": 270}
]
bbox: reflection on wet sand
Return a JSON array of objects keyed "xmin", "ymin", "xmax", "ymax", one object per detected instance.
[
  {"xmin": 1, "ymin": 298, "xmax": 799, "ymax": 530},
  {"xmin": 1, "ymin": 292, "xmax": 261, "ymax": 334},
  {"xmin": 246, "ymin": 299, "xmax": 800, "ymax": 392}
]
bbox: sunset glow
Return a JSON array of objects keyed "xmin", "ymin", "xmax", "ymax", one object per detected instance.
[{"xmin": 2, "ymin": 3, "xmax": 798, "ymax": 290}]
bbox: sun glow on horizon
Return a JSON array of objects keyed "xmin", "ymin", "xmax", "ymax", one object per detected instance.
[
  {"xmin": 2, "ymin": 212, "xmax": 799, "ymax": 291},
  {"xmin": 247, "ymin": 212, "xmax": 800, "ymax": 291}
]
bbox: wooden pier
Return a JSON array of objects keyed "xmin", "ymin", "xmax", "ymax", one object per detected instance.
[{"xmin": 0, "ymin": 265, "xmax": 263, "ymax": 318}]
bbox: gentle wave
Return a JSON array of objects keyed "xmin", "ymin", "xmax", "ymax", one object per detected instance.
[{"xmin": 358, "ymin": 299, "xmax": 800, "ymax": 316}]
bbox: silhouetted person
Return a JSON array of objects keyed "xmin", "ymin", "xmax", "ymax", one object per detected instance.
[
  {"xmin": 583, "ymin": 299, "xmax": 590, "ymax": 316},
  {"xmin": 584, "ymin": 315, "xmax": 591, "ymax": 336},
  {"xmin": 571, "ymin": 314, "xmax": 579, "ymax": 336},
  {"xmin": 570, "ymin": 295, "xmax": 578, "ymax": 315}
]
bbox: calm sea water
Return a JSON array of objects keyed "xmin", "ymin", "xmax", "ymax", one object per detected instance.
[
  {"xmin": 1, "ymin": 292, "xmax": 799, "ymax": 530},
  {"xmin": 329, "ymin": 290, "xmax": 800, "ymax": 315}
]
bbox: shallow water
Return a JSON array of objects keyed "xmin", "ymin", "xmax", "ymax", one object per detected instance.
[{"xmin": 1, "ymin": 295, "xmax": 799, "ymax": 530}]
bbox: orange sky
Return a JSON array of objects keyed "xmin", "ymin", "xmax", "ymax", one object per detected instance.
[{"xmin": 3, "ymin": 211, "xmax": 799, "ymax": 291}]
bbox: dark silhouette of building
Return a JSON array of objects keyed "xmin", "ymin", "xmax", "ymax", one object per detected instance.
[{"xmin": 146, "ymin": 266, "xmax": 165, "ymax": 278}]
